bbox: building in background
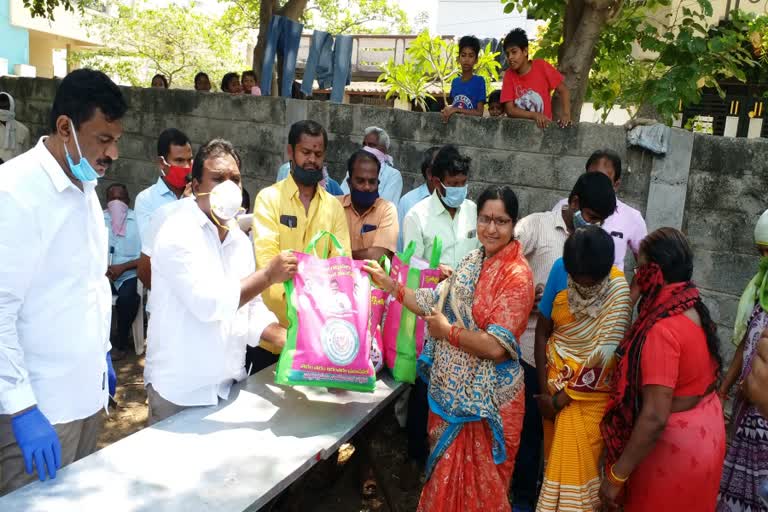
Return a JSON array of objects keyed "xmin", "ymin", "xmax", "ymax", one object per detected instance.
[
  {"xmin": 0, "ymin": 0, "xmax": 105, "ymax": 78},
  {"xmin": 435, "ymin": 0, "xmax": 539, "ymax": 39}
]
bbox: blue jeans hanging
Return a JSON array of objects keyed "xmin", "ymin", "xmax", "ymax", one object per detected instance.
[
  {"xmin": 330, "ymin": 35, "xmax": 353, "ymax": 104},
  {"xmin": 301, "ymin": 30, "xmax": 352, "ymax": 103},
  {"xmin": 301, "ymin": 30, "xmax": 335, "ymax": 96},
  {"xmin": 260, "ymin": 15, "xmax": 304, "ymax": 97}
]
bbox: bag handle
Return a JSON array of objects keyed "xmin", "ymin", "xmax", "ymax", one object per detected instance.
[
  {"xmin": 398, "ymin": 241, "xmax": 416, "ymax": 265},
  {"xmin": 304, "ymin": 230, "xmax": 345, "ymax": 258},
  {"xmin": 379, "ymin": 255, "xmax": 391, "ymax": 276},
  {"xmin": 429, "ymin": 236, "xmax": 443, "ymax": 269},
  {"xmin": 372, "ymin": 255, "xmax": 392, "ymax": 290}
]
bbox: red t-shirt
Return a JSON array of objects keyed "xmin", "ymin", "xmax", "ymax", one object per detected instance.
[{"xmin": 500, "ymin": 59, "xmax": 563, "ymax": 120}]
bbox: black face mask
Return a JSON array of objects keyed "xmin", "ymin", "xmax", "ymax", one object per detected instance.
[{"xmin": 292, "ymin": 162, "xmax": 323, "ymax": 186}]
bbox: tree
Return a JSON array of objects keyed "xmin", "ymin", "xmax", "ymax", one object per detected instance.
[
  {"xmin": 220, "ymin": 0, "xmax": 411, "ymax": 87},
  {"xmin": 378, "ymin": 31, "xmax": 501, "ymax": 111},
  {"xmin": 69, "ymin": 3, "xmax": 243, "ymax": 88},
  {"xmin": 304, "ymin": 0, "xmax": 411, "ymax": 35},
  {"xmin": 22, "ymin": 0, "xmax": 80, "ymax": 20},
  {"xmin": 500, "ymin": 0, "xmax": 761, "ymax": 122}
]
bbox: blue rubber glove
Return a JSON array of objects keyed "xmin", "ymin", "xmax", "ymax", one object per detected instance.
[
  {"xmin": 106, "ymin": 352, "xmax": 117, "ymax": 397},
  {"xmin": 11, "ymin": 406, "xmax": 61, "ymax": 482}
]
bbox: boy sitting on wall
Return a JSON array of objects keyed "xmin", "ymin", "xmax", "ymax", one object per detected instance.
[{"xmin": 500, "ymin": 28, "xmax": 571, "ymax": 128}]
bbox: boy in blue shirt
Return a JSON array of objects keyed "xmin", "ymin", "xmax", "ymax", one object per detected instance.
[{"xmin": 441, "ymin": 35, "xmax": 487, "ymax": 122}]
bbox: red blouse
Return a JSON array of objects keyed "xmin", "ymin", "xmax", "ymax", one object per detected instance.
[{"xmin": 640, "ymin": 288, "xmax": 718, "ymax": 397}]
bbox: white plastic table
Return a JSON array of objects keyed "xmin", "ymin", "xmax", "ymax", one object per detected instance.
[{"xmin": 0, "ymin": 366, "xmax": 405, "ymax": 512}]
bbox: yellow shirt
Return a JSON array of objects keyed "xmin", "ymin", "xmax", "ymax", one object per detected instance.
[{"xmin": 253, "ymin": 175, "xmax": 351, "ymax": 334}]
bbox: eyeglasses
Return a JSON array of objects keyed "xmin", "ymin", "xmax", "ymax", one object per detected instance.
[{"xmin": 477, "ymin": 215, "xmax": 513, "ymax": 227}]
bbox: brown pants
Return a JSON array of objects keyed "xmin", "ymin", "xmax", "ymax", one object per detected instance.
[
  {"xmin": 0, "ymin": 410, "xmax": 103, "ymax": 496},
  {"xmin": 146, "ymin": 385, "xmax": 193, "ymax": 426}
]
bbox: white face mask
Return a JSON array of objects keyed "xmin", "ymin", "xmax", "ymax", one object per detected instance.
[{"xmin": 198, "ymin": 179, "xmax": 243, "ymax": 222}]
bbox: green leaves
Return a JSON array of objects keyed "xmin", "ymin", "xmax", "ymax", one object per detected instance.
[
  {"xmin": 23, "ymin": 0, "xmax": 80, "ymax": 20},
  {"xmin": 69, "ymin": 2, "xmax": 243, "ymax": 88},
  {"xmin": 506, "ymin": 0, "xmax": 764, "ymax": 124},
  {"xmin": 377, "ymin": 30, "xmax": 501, "ymax": 110}
]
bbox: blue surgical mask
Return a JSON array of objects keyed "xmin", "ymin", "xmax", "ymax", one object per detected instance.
[
  {"xmin": 440, "ymin": 181, "xmax": 467, "ymax": 208},
  {"xmin": 64, "ymin": 120, "xmax": 100, "ymax": 182},
  {"xmin": 350, "ymin": 186, "xmax": 379, "ymax": 210},
  {"xmin": 573, "ymin": 210, "xmax": 592, "ymax": 229}
]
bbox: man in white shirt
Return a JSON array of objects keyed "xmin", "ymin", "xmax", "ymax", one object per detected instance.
[
  {"xmin": 135, "ymin": 128, "xmax": 193, "ymax": 290},
  {"xmin": 402, "ymin": 144, "xmax": 479, "ymax": 271},
  {"xmin": 400, "ymin": 144, "xmax": 479, "ymax": 469},
  {"xmin": 550, "ymin": 149, "xmax": 647, "ymax": 271},
  {"xmin": 340, "ymin": 126, "xmax": 403, "ymax": 204},
  {"xmin": 144, "ymin": 139, "xmax": 296, "ymax": 425},
  {"xmin": 0, "ymin": 69, "xmax": 127, "ymax": 494},
  {"xmin": 397, "ymin": 146, "xmax": 439, "ymax": 251},
  {"xmin": 0, "ymin": 92, "xmax": 30, "ymax": 164}
]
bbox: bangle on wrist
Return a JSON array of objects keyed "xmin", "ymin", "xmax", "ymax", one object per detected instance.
[
  {"xmin": 395, "ymin": 282, "xmax": 406, "ymax": 303},
  {"xmin": 607, "ymin": 465, "xmax": 629, "ymax": 487},
  {"xmin": 449, "ymin": 326, "xmax": 462, "ymax": 348}
]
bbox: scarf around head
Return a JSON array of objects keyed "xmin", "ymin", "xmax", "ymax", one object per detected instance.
[
  {"xmin": 732, "ymin": 209, "xmax": 768, "ymax": 345},
  {"xmin": 601, "ymin": 263, "xmax": 702, "ymax": 468},
  {"xmin": 0, "ymin": 92, "xmax": 16, "ymax": 150},
  {"xmin": 363, "ymin": 145, "xmax": 394, "ymax": 167}
]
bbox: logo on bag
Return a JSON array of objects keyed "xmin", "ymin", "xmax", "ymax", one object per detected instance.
[{"xmin": 321, "ymin": 319, "xmax": 359, "ymax": 366}]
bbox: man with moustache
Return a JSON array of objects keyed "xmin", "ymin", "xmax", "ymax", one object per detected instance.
[
  {"xmin": 251, "ymin": 120, "xmax": 351, "ymax": 370},
  {"xmin": 0, "ymin": 69, "xmax": 127, "ymax": 494}
]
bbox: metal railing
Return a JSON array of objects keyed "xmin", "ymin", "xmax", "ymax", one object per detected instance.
[{"xmin": 295, "ymin": 34, "xmax": 454, "ymax": 80}]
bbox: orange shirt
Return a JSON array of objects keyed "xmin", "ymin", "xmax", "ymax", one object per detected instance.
[{"xmin": 339, "ymin": 195, "xmax": 399, "ymax": 253}]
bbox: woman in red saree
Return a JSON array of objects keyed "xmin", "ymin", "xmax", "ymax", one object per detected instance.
[
  {"xmin": 365, "ymin": 186, "xmax": 534, "ymax": 512},
  {"xmin": 600, "ymin": 228, "xmax": 725, "ymax": 511}
]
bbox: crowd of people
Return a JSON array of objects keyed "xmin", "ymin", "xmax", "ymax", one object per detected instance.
[
  {"xmin": 1, "ymin": 27, "xmax": 768, "ymax": 512},
  {"xmin": 144, "ymin": 29, "xmax": 569, "ymax": 127}
]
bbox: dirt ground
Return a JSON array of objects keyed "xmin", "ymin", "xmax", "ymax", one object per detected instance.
[{"xmin": 99, "ymin": 352, "xmax": 423, "ymax": 511}]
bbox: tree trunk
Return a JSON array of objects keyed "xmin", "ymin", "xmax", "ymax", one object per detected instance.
[
  {"xmin": 251, "ymin": 0, "xmax": 309, "ymax": 97},
  {"xmin": 555, "ymin": 0, "xmax": 620, "ymax": 122},
  {"xmin": 252, "ymin": 0, "xmax": 278, "ymax": 83}
]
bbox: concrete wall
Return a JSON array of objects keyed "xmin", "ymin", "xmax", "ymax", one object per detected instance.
[{"xmin": 3, "ymin": 75, "xmax": 766, "ymax": 364}]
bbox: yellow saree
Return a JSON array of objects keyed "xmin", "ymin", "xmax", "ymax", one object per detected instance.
[{"xmin": 537, "ymin": 267, "xmax": 631, "ymax": 512}]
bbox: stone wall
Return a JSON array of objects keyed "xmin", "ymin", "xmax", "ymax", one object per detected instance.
[
  {"xmin": 3, "ymin": 75, "xmax": 767, "ymax": 362},
  {"xmin": 685, "ymin": 134, "xmax": 768, "ymax": 351}
]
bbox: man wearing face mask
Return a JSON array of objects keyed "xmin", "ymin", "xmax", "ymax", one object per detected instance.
[
  {"xmin": 0, "ymin": 92, "xmax": 30, "ymax": 164},
  {"xmin": 103, "ymin": 183, "xmax": 141, "ymax": 361},
  {"xmin": 0, "ymin": 69, "xmax": 126, "ymax": 494},
  {"xmin": 340, "ymin": 126, "xmax": 403, "ymax": 205},
  {"xmin": 510, "ymin": 171, "xmax": 616, "ymax": 512},
  {"xmin": 252, "ymin": 120, "xmax": 351, "ymax": 369},
  {"xmin": 551, "ymin": 149, "xmax": 647, "ymax": 271},
  {"xmin": 144, "ymin": 139, "xmax": 296, "ymax": 425},
  {"xmin": 340, "ymin": 149, "xmax": 399, "ymax": 261},
  {"xmin": 134, "ymin": 128, "xmax": 192, "ymax": 241},
  {"xmin": 134, "ymin": 128, "xmax": 193, "ymax": 290},
  {"xmin": 402, "ymin": 144, "xmax": 479, "ymax": 273}
]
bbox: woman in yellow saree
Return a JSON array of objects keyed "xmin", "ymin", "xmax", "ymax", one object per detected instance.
[{"xmin": 533, "ymin": 226, "xmax": 632, "ymax": 511}]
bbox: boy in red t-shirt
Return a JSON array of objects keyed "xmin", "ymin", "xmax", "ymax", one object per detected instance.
[{"xmin": 500, "ymin": 28, "xmax": 571, "ymax": 128}]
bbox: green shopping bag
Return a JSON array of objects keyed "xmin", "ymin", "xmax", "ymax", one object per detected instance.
[{"xmin": 381, "ymin": 237, "xmax": 442, "ymax": 383}]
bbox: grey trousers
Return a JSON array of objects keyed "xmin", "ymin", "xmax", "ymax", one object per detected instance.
[
  {"xmin": 0, "ymin": 410, "xmax": 103, "ymax": 496},
  {"xmin": 146, "ymin": 385, "xmax": 192, "ymax": 426}
]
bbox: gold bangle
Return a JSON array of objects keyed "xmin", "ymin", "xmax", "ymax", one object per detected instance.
[{"xmin": 609, "ymin": 465, "xmax": 629, "ymax": 484}]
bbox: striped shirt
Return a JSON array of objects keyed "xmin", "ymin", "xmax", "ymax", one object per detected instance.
[{"xmin": 514, "ymin": 210, "xmax": 570, "ymax": 366}]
